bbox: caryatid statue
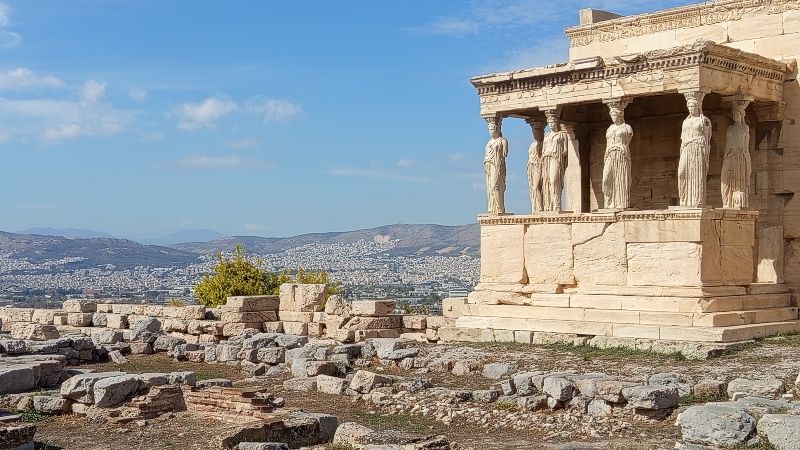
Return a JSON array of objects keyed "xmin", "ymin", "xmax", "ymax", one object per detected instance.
[
  {"xmin": 721, "ymin": 100, "xmax": 752, "ymax": 209},
  {"xmin": 526, "ymin": 119, "xmax": 545, "ymax": 213},
  {"xmin": 678, "ymin": 91, "xmax": 712, "ymax": 208},
  {"xmin": 541, "ymin": 110, "xmax": 569, "ymax": 212},
  {"xmin": 483, "ymin": 116, "xmax": 509, "ymax": 215},
  {"xmin": 602, "ymin": 99, "xmax": 633, "ymax": 210}
]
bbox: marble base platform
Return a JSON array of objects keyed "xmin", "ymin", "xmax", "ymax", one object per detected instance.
[{"xmin": 447, "ymin": 209, "xmax": 800, "ymax": 349}]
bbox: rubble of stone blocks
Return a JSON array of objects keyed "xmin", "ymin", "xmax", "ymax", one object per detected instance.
[
  {"xmin": 0, "ymin": 423, "xmax": 36, "ymax": 450},
  {"xmin": 0, "ymin": 287, "xmax": 448, "ymax": 361},
  {"xmin": 185, "ymin": 386, "xmax": 284, "ymax": 420}
]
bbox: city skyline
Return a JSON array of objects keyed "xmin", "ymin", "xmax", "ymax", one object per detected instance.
[{"xmin": 0, "ymin": 0, "xmax": 686, "ymax": 239}]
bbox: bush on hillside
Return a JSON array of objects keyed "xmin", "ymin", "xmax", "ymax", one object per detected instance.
[{"xmin": 194, "ymin": 245, "xmax": 341, "ymax": 307}]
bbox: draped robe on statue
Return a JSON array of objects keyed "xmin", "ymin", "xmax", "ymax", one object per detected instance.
[
  {"xmin": 678, "ymin": 115, "xmax": 712, "ymax": 207},
  {"xmin": 602, "ymin": 123, "xmax": 634, "ymax": 210},
  {"xmin": 541, "ymin": 131, "xmax": 569, "ymax": 211},
  {"xmin": 484, "ymin": 136, "xmax": 508, "ymax": 214},
  {"xmin": 721, "ymin": 121, "xmax": 751, "ymax": 209}
]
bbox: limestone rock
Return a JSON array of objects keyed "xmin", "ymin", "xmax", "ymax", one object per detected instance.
[
  {"xmin": 351, "ymin": 300, "xmax": 396, "ymax": 316},
  {"xmin": 279, "ymin": 283, "xmax": 326, "ymax": 312},
  {"xmin": 693, "ymin": 379, "xmax": 726, "ymax": 399},
  {"xmin": 225, "ymin": 295, "xmax": 280, "ymax": 312},
  {"xmin": 482, "ymin": 363, "xmax": 516, "ymax": 380},
  {"xmin": 60, "ymin": 372, "xmax": 126, "ymax": 404},
  {"xmin": 33, "ymin": 395, "xmax": 71, "ymax": 415},
  {"xmin": 67, "ymin": 313, "xmax": 93, "ymax": 327},
  {"xmin": 10, "ymin": 323, "xmax": 59, "ymax": 341},
  {"xmin": 166, "ymin": 371, "xmax": 196, "ymax": 386},
  {"xmin": 197, "ymin": 378, "xmax": 234, "ymax": 389},
  {"xmin": 349, "ymin": 370, "xmax": 391, "ymax": 394},
  {"xmin": 93, "ymin": 374, "xmax": 141, "ymax": 407},
  {"xmin": 283, "ymin": 377, "xmax": 317, "ymax": 392},
  {"xmin": 316, "ymin": 375, "xmax": 348, "ymax": 395},
  {"xmin": 472, "ymin": 389, "xmax": 501, "ymax": 403},
  {"xmin": 679, "ymin": 405, "xmax": 756, "ymax": 447},
  {"xmin": 622, "ymin": 385, "xmax": 678, "ymax": 410},
  {"xmin": 543, "ymin": 377, "xmax": 575, "ymax": 402},
  {"xmin": 333, "ymin": 422, "xmax": 375, "ymax": 447},
  {"xmin": 727, "ymin": 378, "xmax": 785, "ymax": 400},
  {"xmin": 236, "ymin": 444, "xmax": 289, "ymax": 450},
  {"xmin": 758, "ymin": 414, "xmax": 800, "ymax": 450},
  {"xmin": 0, "ymin": 367, "xmax": 34, "ymax": 394},
  {"xmin": 63, "ymin": 299, "xmax": 97, "ymax": 313}
]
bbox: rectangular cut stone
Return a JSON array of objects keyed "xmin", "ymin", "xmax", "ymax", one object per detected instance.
[
  {"xmin": 277, "ymin": 311, "xmax": 314, "ymax": 323},
  {"xmin": 624, "ymin": 219, "xmax": 704, "ymax": 242},
  {"xmin": 282, "ymin": 321, "xmax": 309, "ymax": 336},
  {"xmin": 220, "ymin": 311, "xmax": 277, "ymax": 323},
  {"xmin": 442, "ymin": 298, "xmax": 467, "ymax": 318},
  {"xmin": 221, "ymin": 322, "xmax": 261, "ymax": 337},
  {"xmin": 757, "ymin": 226, "xmax": 784, "ymax": 283},
  {"xmin": 528, "ymin": 294, "xmax": 571, "ymax": 307},
  {"xmin": 524, "ymin": 224, "xmax": 574, "ymax": 285},
  {"xmin": 224, "ymin": 295, "xmax": 279, "ymax": 312},
  {"xmin": 611, "ymin": 324, "xmax": 660, "ymax": 339},
  {"xmin": 626, "ymin": 242, "xmax": 702, "ymax": 286},
  {"xmin": 727, "ymin": 12, "xmax": 784, "ymax": 41},
  {"xmin": 583, "ymin": 309, "xmax": 639, "ymax": 324},
  {"xmin": 570, "ymin": 295, "xmax": 621, "ymax": 310},
  {"xmin": 572, "ymin": 222, "xmax": 626, "ymax": 285},
  {"xmin": 279, "ymin": 283, "xmax": 326, "ymax": 312},
  {"xmin": 476, "ymin": 304, "xmax": 585, "ymax": 321},
  {"xmin": 163, "ymin": 306, "xmax": 206, "ymax": 320},
  {"xmin": 96, "ymin": 303, "xmax": 113, "ymax": 313},
  {"xmin": 720, "ymin": 246, "xmax": 753, "ymax": 283},
  {"xmin": 480, "ymin": 224, "xmax": 526, "ymax": 284},
  {"xmin": 639, "ymin": 312, "xmax": 694, "ymax": 327},
  {"xmin": 344, "ymin": 316, "xmax": 402, "ymax": 330},
  {"xmin": 351, "ymin": 300, "xmax": 396, "ymax": 316}
]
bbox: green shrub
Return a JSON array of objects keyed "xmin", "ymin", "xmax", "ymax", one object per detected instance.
[{"xmin": 194, "ymin": 245, "xmax": 341, "ymax": 307}]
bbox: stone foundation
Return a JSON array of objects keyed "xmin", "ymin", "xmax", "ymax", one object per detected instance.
[{"xmin": 452, "ymin": 209, "xmax": 800, "ymax": 348}]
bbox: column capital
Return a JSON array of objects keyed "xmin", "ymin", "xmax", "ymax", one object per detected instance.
[{"xmin": 602, "ymin": 97, "xmax": 631, "ymax": 110}]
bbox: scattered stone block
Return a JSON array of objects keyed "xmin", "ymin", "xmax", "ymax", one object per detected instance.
[
  {"xmin": 324, "ymin": 295, "xmax": 351, "ymax": 316},
  {"xmin": 33, "ymin": 395, "xmax": 71, "ymax": 415},
  {"xmin": 166, "ymin": 371, "xmax": 196, "ymax": 386},
  {"xmin": 282, "ymin": 322, "xmax": 308, "ymax": 336},
  {"xmin": 349, "ymin": 370, "xmax": 391, "ymax": 394},
  {"xmin": 305, "ymin": 361, "xmax": 338, "ymax": 377},
  {"xmin": 316, "ymin": 374, "xmax": 348, "ymax": 395},
  {"xmin": 283, "ymin": 377, "xmax": 317, "ymax": 391},
  {"xmin": 197, "ymin": 378, "xmax": 234, "ymax": 389},
  {"xmin": 129, "ymin": 343, "xmax": 153, "ymax": 354},
  {"xmin": 693, "ymin": 379, "xmax": 726, "ymax": 399},
  {"xmin": 106, "ymin": 314, "xmax": 128, "ymax": 329},
  {"xmin": 344, "ymin": 316, "xmax": 402, "ymax": 330},
  {"xmin": 351, "ymin": 300, "xmax": 396, "ymax": 316},
  {"xmin": 622, "ymin": 386, "xmax": 678, "ymax": 410},
  {"xmin": 679, "ymin": 405, "xmax": 756, "ymax": 447},
  {"xmin": 162, "ymin": 305, "xmax": 206, "ymax": 320},
  {"xmin": 60, "ymin": 372, "xmax": 127, "ymax": 404},
  {"xmin": 279, "ymin": 283, "xmax": 326, "ymax": 312},
  {"xmin": 472, "ymin": 389, "xmax": 501, "ymax": 403},
  {"xmin": 262, "ymin": 322, "xmax": 283, "ymax": 333},
  {"xmin": 222, "ymin": 322, "xmax": 262, "ymax": 337},
  {"xmin": 10, "ymin": 323, "xmax": 59, "ymax": 341},
  {"xmin": 596, "ymin": 380, "xmax": 639, "ymax": 403},
  {"xmin": 222, "ymin": 311, "xmax": 277, "ymax": 324},
  {"xmin": 236, "ymin": 444, "xmax": 289, "ymax": 450},
  {"xmin": 517, "ymin": 395, "xmax": 548, "ymax": 411},
  {"xmin": 67, "ymin": 313, "xmax": 93, "ymax": 327},
  {"xmin": 108, "ymin": 350, "xmax": 127, "ymax": 364},
  {"xmin": 401, "ymin": 315, "xmax": 426, "ymax": 330},
  {"xmin": 543, "ymin": 377, "xmax": 575, "ymax": 402},
  {"xmin": 307, "ymin": 322, "xmax": 325, "ymax": 338},
  {"xmin": 63, "ymin": 300, "xmax": 97, "ymax": 313},
  {"xmin": 0, "ymin": 367, "xmax": 34, "ymax": 394},
  {"xmin": 225, "ymin": 295, "xmax": 280, "ymax": 312},
  {"xmin": 332, "ymin": 422, "xmax": 374, "ymax": 447},
  {"xmin": 758, "ymin": 414, "xmax": 800, "ymax": 450},
  {"xmin": 727, "ymin": 378, "xmax": 785, "ymax": 400},
  {"xmin": 257, "ymin": 347, "xmax": 285, "ymax": 364},
  {"xmin": 92, "ymin": 374, "xmax": 141, "ymax": 407},
  {"xmin": 482, "ymin": 363, "xmax": 516, "ymax": 380}
]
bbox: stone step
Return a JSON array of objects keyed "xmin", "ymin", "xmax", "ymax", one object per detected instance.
[
  {"xmin": 451, "ymin": 315, "xmax": 800, "ymax": 343},
  {"xmin": 523, "ymin": 292, "xmax": 792, "ymax": 313},
  {"xmin": 465, "ymin": 303, "xmax": 797, "ymax": 327}
]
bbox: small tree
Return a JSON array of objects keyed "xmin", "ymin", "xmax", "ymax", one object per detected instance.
[
  {"xmin": 195, "ymin": 245, "xmax": 270, "ymax": 307},
  {"xmin": 194, "ymin": 246, "xmax": 342, "ymax": 307}
]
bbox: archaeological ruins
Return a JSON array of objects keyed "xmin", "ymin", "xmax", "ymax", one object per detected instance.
[
  {"xmin": 462, "ymin": 0, "xmax": 800, "ymax": 350},
  {"xmin": 0, "ymin": 1, "xmax": 800, "ymax": 449}
]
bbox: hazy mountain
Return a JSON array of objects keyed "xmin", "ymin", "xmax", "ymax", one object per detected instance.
[
  {"xmin": 139, "ymin": 229, "xmax": 225, "ymax": 246},
  {"xmin": 172, "ymin": 223, "xmax": 479, "ymax": 257},
  {"xmin": 18, "ymin": 227, "xmax": 115, "ymax": 239},
  {"xmin": 0, "ymin": 231, "xmax": 201, "ymax": 272}
]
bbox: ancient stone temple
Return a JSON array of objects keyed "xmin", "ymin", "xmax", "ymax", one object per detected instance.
[{"xmin": 449, "ymin": 0, "xmax": 800, "ymax": 350}]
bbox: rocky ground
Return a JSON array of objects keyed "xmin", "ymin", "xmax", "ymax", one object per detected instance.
[{"xmin": 22, "ymin": 336, "xmax": 800, "ymax": 450}]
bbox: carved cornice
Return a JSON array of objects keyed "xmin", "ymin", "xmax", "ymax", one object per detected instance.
[
  {"xmin": 565, "ymin": 0, "xmax": 800, "ymax": 48},
  {"xmin": 471, "ymin": 41, "xmax": 788, "ymax": 98},
  {"xmin": 477, "ymin": 209, "xmax": 759, "ymax": 225}
]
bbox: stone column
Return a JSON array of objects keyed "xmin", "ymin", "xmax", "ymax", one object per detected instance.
[
  {"xmin": 721, "ymin": 96, "xmax": 753, "ymax": 209},
  {"xmin": 562, "ymin": 122, "xmax": 584, "ymax": 213},
  {"xmin": 525, "ymin": 118, "xmax": 546, "ymax": 213},
  {"xmin": 678, "ymin": 90, "xmax": 712, "ymax": 208},
  {"xmin": 483, "ymin": 116, "xmax": 509, "ymax": 215}
]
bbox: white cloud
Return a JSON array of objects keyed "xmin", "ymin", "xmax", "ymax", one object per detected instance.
[
  {"xmin": 43, "ymin": 123, "xmax": 82, "ymax": 142},
  {"xmin": 129, "ymin": 88, "xmax": 147, "ymax": 101},
  {"xmin": 0, "ymin": 68, "xmax": 63, "ymax": 90},
  {"xmin": 328, "ymin": 167, "xmax": 432, "ymax": 184},
  {"xmin": 229, "ymin": 138, "xmax": 261, "ymax": 149},
  {"xmin": 81, "ymin": 79, "xmax": 106, "ymax": 103},
  {"xmin": 157, "ymin": 154, "xmax": 270, "ymax": 171},
  {"xmin": 0, "ymin": 3, "xmax": 20, "ymax": 48},
  {"xmin": 176, "ymin": 96, "xmax": 237, "ymax": 130},
  {"xmin": 447, "ymin": 152, "xmax": 464, "ymax": 162},
  {"xmin": 247, "ymin": 98, "xmax": 302, "ymax": 122},
  {"xmin": 396, "ymin": 159, "xmax": 416, "ymax": 168},
  {"xmin": 141, "ymin": 132, "xmax": 164, "ymax": 142}
]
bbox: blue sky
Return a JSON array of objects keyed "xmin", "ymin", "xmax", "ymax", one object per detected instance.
[{"xmin": 0, "ymin": 0, "xmax": 688, "ymax": 239}]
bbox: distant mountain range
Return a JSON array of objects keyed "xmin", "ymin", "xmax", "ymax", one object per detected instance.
[
  {"xmin": 0, "ymin": 224, "xmax": 479, "ymax": 272},
  {"xmin": 172, "ymin": 224, "xmax": 479, "ymax": 258},
  {"xmin": 0, "ymin": 231, "xmax": 201, "ymax": 271},
  {"xmin": 17, "ymin": 228, "xmax": 225, "ymax": 246}
]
